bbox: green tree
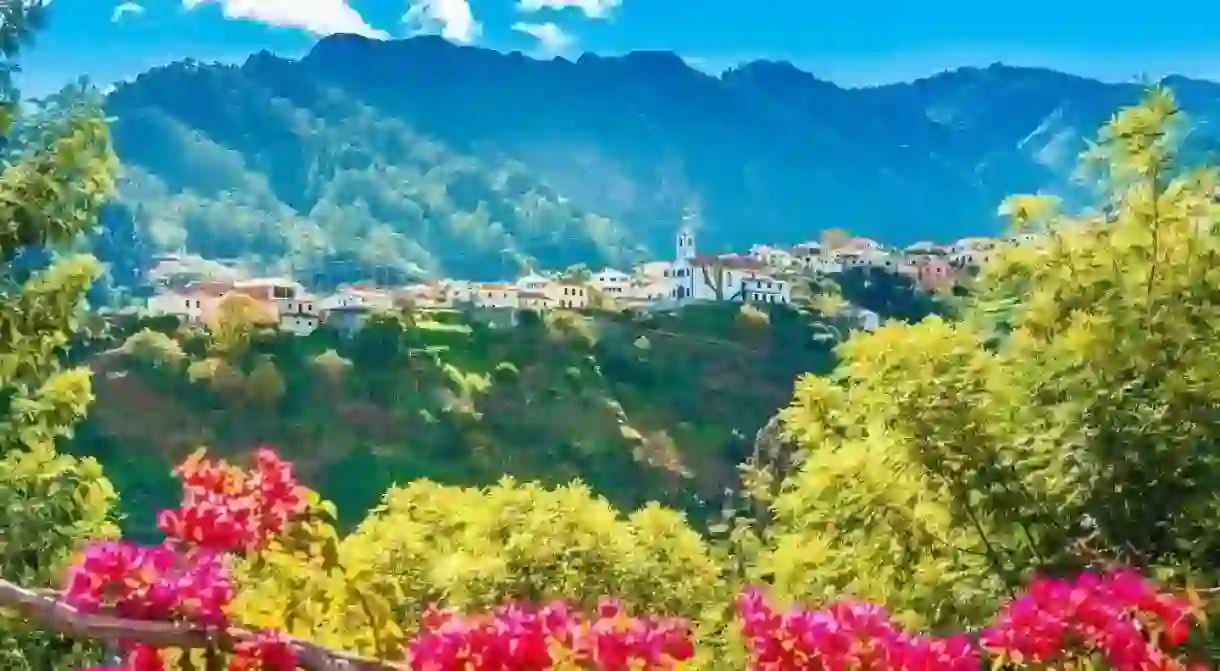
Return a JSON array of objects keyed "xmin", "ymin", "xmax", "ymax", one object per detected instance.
[
  {"xmin": 0, "ymin": 3, "xmax": 121, "ymax": 667},
  {"xmin": 310, "ymin": 348, "xmax": 352, "ymax": 388},
  {"xmin": 208, "ymin": 292, "xmax": 273, "ymax": 357},
  {"xmin": 764, "ymin": 86, "xmax": 1220, "ymax": 637},
  {"xmin": 121, "ymin": 327, "xmax": 185, "ymax": 370},
  {"xmin": 246, "ymin": 356, "xmax": 286, "ymax": 407}
]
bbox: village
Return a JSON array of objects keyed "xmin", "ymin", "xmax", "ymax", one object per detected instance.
[{"xmin": 145, "ymin": 223, "xmax": 1028, "ymax": 337}]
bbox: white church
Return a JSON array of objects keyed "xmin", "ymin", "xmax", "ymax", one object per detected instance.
[{"xmin": 665, "ymin": 220, "xmax": 792, "ymax": 305}]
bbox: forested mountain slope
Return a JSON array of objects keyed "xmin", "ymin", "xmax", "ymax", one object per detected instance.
[{"xmin": 95, "ymin": 34, "xmax": 1220, "ymax": 289}]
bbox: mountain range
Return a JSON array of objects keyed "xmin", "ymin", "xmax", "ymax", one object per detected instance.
[{"xmin": 92, "ymin": 34, "xmax": 1220, "ymax": 288}]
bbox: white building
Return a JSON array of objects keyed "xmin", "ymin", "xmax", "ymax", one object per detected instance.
[
  {"xmin": 474, "ymin": 283, "xmax": 520, "ymax": 309},
  {"xmin": 749, "ymin": 244, "xmax": 795, "ymax": 270},
  {"xmin": 860, "ymin": 248, "xmax": 897, "ymax": 271},
  {"xmin": 279, "ymin": 303, "xmax": 320, "ymax": 335},
  {"xmin": 833, "ymin": 248, "xmax": 868, "ymax": 269},
  {"xmin": 741, "ymin": 274, "xmax": 790, "ymax": 304},
  {"xmin": 147, "ymin": 289, "xmax": 207, "ymax": 324},
  {"xmin": 516, "ymin": 273, "xmax": 550, "ymax": 293},
  {"xmin": 948, "ymin": 237, "xmax": 997, "ymax": 271},
  {"xmin": 791, "ymin": 242, "xmax": 842, "ymax": 274},
  {"xmin": 590, "ymin": 268, "xmax": 632, "ymax": 298},
  {"xmin": 666, "ymin": 227, "xmax": 791, "ymax": 305},
  {"xmin": 633, "ymin": 260, "xmax": 672, "ymax": 281},
  {"xmin": 443, "ymin": 280, "xmax": 476, "ymax": 305}
]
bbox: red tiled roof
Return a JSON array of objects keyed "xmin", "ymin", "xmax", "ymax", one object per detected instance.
[
  {"xmin": 690, "ymin": 255, "xmax": 767, "ymax": 271},
  {"xmin": 181, "ymin": 280, "xmax": 232, "ymax": 297}
]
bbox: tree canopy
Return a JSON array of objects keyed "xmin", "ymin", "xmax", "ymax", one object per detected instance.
[
  {"xmin": 0, "ymin": 4, "xmax": 122, "ymax": 668},
  {"xmin": 765, "ymin": 86, "xmax": 1220, "ymax": 637}
]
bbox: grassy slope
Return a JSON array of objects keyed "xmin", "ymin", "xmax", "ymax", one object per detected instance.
[{"xmin": 72, "ymin": 304, "xmax": 834, "ymax": 537}]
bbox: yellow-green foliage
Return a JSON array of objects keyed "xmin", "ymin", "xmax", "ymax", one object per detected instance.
[
  {"xmin": 229, "ymin": 479, "xmax": 728, "ymax": 659},
  {"xmin": 766, "ymin": 86, "xmax": 1220, "ymax": 632},
  {"xmin": 122, "ymin": 328, "xmax": 186, "ymax": 368},
  {"xmin": 0, "ymin": 5, "xmax": 123, "ymax": 667}
]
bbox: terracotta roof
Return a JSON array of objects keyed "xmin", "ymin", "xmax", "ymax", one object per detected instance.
[
  {"xmin": 480, "ymin": 283, "xmax": 516, "ymax": 290},
  {"xmin": 519, "ymin": 291, "xmax": 549, "ymax": 299},
  {"xmin": 180, "ymin": 280, "xmax": 232, "ymax": 297},
  {"xmin": 690, "ymin": 255, "xmax": 766, "ymax": 271}
]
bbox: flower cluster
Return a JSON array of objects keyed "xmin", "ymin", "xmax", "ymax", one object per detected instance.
[
  {"xmin": 981, "ymin": 569, "xmax": 1203, "ymax": 670},
  {"xmin": 229, "ymin": 630, "xmax": 299, "ymax": 671},
  {"xmin": 84, "ymin": 635, "xmax": 295, "ymax": 671},
  {"xmin": 66, "ymin": 449, "xmax": 308, "ymax": 671},
  {"xmin": 63, "ymin": 450, "xmax": 1209, "ymax": 671},
  {"xmin": 736, "ymin": 571, "xmax": 1205, "ymax": 671},
  {"xmin": 408, "ymin": 598, "xmax": 694, "ymax": 671},
  {"xmin": 157, "ymin": 447, "xmax": 307, "ymax": 554},
  {"xmin": 64, "ymin": 541, "xmax": 233, "ymax": 626},
  {"xmin": 736, "ymin": 588, "xmax": 979, "ymax": 670}
]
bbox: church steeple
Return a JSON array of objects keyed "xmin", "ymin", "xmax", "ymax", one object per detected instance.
[{"xmin": 676, "ymin": 206, "xmax": 697, "ymax": 261}]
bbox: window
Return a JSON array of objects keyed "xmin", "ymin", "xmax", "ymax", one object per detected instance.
[{"xmin": 273, "ymin": 286, "xmax": 294, "ymax": 299}]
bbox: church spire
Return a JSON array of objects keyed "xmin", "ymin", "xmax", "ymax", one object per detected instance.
[{"xmin": 675, "ymin": 205, "xmax": 697, "ymax": 262}]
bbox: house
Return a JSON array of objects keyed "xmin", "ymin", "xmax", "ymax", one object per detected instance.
[
  {"xmin": 516, "ymin": 273, "xmax": 551, "ymax": 293},
  {"xmin": 791, "ymin": 242, "xmax": 842, "ymax": 274},
  {"xmin": 278, "ymin": 297, "xmax": 320, "ymax": 335},
  {"xmin": 908, "ymin": 256, "xmax": 956, "ymax": 292},
  {"xmin": 749, "ymin": 245, "xmax": 795, "ymax": 269},
  {"xmin": 904, "ymin": 241, "xmax": 942, "ymax": 257},
  {"xmin": 234, "ymin": 277, "xmax": 301, "ymax": 302},
  {"xmin": 859, "ymin": 248, "xmax": 897, "ymax": 271},
  {"xmin": 633, "ymin": 260, "xmax": 672, "ymax": 281},
  {"xmin": 442, "ymin": 280, "xmax": 476, "ymax": 305},
  {"xmin": 741, "ymin": 273, "xmax": 791, "ymax": 304},
  {"xmin": 146, "ymin": 280, "xmax": 230, "ymax": 325},
  {"xmin": 548, "ymin": 280, "xmax": 589, "ymax": 309},
  {"xmin": 474, "ymin": 283, "xmax": 520, "ymax": 309},
  {"xmin": 320, "ymin": 302, "xmax": 376, "ymax": 338},
  {"xmin": 832, "ymin": 248, "xmax": 868, "ymax": 269},
  {"xmin": 398, "ymin": 282, "xmax": 446, "ymax": 308},
  {"xmin": 224, "ymin": 277, "xmax": 322, "ymax": 332},
  {"xmin": 324, "ymin": 288, "xmax": 392, "ymax": 311},
  {"xmin": 948, "ymin": 237, "xmax": 997, "ymax": 272},
  {"xmin": 518, "ymin": 290, "xmax": 551, "ymax": 311},
  {"xmin": 589, "ymin": 268, "xmax": 632, "ymax": 298}
]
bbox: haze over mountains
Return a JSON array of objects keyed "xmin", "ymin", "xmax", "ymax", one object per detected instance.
[{"xmin": 96, "ymin": 33, "xmax": 1220, "ymax": 287}]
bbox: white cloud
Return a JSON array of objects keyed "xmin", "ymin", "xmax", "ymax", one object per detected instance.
[
  {"xmin": 516, "ymin": 0, "xmax": 620, "ymax": 19},
  {"xmin": 402, "ymin": 0, "xmax": 480, "ymax": 44},
  {"xmin": 180, "ymin": 0, "xmax": 389, "ymax": 39},
  {"xmin": 111, "ymin": 2, "xmax": 145, "ymax": 22},
  {"xmin": 512, "ymin": 21, "xmax": 575, "ymax": 57}
]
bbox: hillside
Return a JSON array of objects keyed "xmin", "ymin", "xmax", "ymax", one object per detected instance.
[
  {"xmin": 70, "ymin": 301, "xmax": 844, "ymax": 538},
  {"xmin": 66, "ymin": 265, "xmax": 952, "ymax": 537},
  {"xmin": 93, "ymin": 35, "xmax": 1220, "ymax": 290}
]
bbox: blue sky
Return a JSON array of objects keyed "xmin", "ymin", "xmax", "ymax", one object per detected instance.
[{"xmin": 17, "ymin": 0, "xmax": 1220, "ymax": 97}]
